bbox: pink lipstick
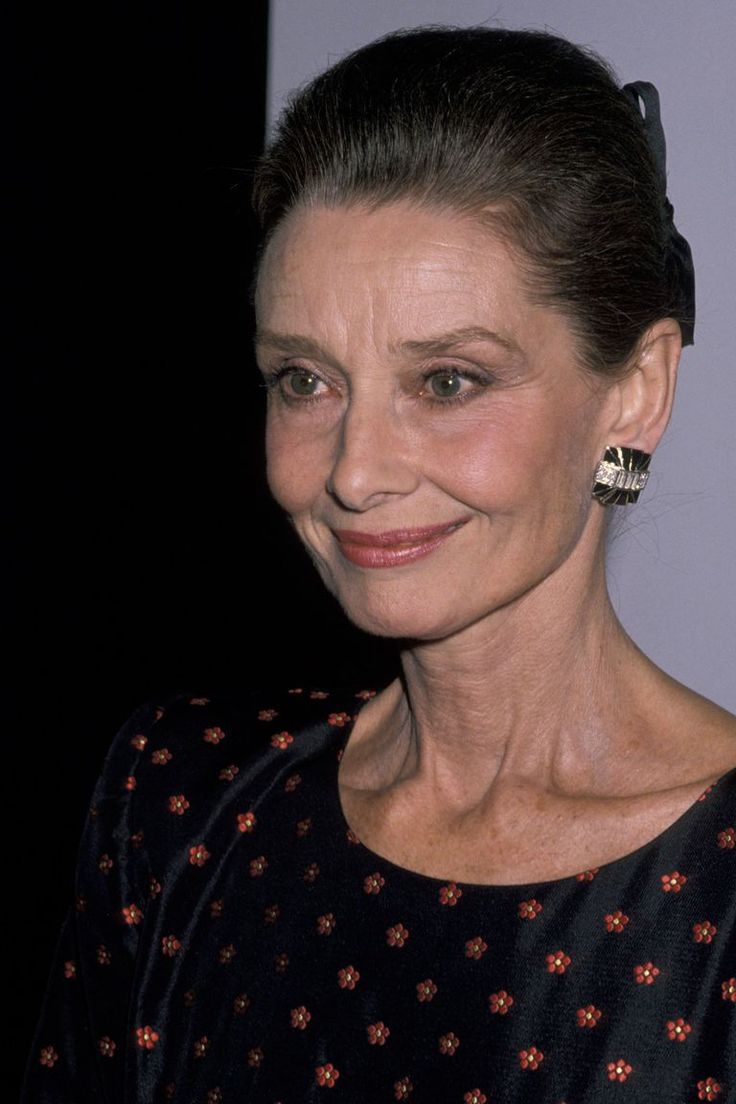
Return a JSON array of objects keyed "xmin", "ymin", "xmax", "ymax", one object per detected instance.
[{"xmin": 332, "ymin": 517, "xmax": 469, "ymax": 568}]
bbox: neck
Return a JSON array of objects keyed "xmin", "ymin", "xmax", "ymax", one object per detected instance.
[{"xmin": 375, "ymin": 544, "xmax": 653, "ymax": 807}]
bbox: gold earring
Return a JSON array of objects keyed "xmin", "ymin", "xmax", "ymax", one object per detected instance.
[{"xmin": 592, "ymin": 446, "xmax": 651, "ymax": 506}]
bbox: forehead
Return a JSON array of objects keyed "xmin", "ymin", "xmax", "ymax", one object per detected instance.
[{"xmin": 257, "ymin": 204, "xmax": 530, "ymax": 337}]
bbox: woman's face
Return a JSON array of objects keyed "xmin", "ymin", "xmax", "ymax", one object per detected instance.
[{"xmin": 254, "ymin": 202, "xmax": 617, "ymax": 639}]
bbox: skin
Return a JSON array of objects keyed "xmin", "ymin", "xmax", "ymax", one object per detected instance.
[{"xmin": 254, "ymin": 200, "xmax": 736, "ymax": 885}]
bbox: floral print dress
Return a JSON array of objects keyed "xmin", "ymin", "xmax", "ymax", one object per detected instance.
[{"xmin": 21, "ymin": 685, "xmax": 735, "ymax": 1103}]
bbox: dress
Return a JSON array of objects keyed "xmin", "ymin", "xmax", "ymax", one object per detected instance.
[{"xmin": 21, "ymin": 684, "xmax": 735, "ymax": 1104}]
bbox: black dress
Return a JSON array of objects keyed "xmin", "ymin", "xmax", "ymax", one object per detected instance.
[{"xmin": 21, "ymin": 684, "xmax": 735, "ymax": 1103}]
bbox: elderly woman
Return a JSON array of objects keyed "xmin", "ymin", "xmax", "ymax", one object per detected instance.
[{"xmin": 22, "ymin": 25, "xmax": 734, "ymax": 1104}]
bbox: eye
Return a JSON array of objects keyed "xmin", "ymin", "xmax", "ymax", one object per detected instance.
[
  {"xmin": 260, "ymin": 366, "xmax": 327, "ymax": 404},
  {"xmin": 420, "ymin": 367, "xmax": 491, "ymax": 405}
]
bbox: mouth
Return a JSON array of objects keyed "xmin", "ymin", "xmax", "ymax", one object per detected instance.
[{"xmin": 332, "ymin": 518, "xmax": 470, "ymax": 548}]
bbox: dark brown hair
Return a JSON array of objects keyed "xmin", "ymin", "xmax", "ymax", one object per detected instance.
[{"xmin": 251, "ymin": 25, "xmax": 694, "ymax": 374}]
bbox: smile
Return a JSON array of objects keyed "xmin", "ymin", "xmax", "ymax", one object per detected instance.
[{"xmin": 332, "ymin": 519, "xmax": 468, "ymax": 568}]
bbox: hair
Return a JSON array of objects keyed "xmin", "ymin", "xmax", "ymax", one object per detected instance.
[{"xmin": 250, "ymin": 24, "xmax": 694, "ymax": 376}]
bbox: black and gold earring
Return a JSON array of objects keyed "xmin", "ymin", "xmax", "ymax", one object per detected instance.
[{"xmin": 591, "ymin": 446, "xmax": 652, "ymax": 506}]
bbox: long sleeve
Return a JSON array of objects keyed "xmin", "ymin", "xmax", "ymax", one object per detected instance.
[{"xmin": 20, "ymin": 697, "xmax": 172, "ymax": 1102}]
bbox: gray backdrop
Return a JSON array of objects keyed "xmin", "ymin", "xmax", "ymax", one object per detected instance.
[{"xmin": 268, "ymin": 0, "xmax": 735, "ymax": 712}]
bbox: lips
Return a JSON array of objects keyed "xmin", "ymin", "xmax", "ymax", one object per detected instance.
[{"xmin": 332, "ymin": 518, "xmax": 469, "ymax": 548}]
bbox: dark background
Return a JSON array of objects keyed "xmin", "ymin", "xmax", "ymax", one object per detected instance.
[{"xmin": 10, "ymin": 0, "xmax": 399, "ymax": 1091}]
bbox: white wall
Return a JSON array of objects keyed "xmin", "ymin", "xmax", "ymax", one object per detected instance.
[{"xmin": 269, "ymin": 0, "xmax": 736, "ymax": 711}]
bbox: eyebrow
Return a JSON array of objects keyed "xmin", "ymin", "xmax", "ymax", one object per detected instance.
[{"xmin": 254, "ymin": 325, "xmax": 522, "ymax": 361}]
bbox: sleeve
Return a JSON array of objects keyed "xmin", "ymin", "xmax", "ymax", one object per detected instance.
[{"xmin": 20, "ymin": 695, "xmax": 178, "ymax": 1103}]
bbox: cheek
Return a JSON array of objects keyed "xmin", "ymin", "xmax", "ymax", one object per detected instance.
[{"xmin": 264, "ymin": 416, "xmax": 327, "ymax": 513}]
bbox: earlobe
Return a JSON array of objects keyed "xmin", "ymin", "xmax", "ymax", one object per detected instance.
[{"xmin": 606, "ymin": 319, "xmax": 682, "ymax": 455}]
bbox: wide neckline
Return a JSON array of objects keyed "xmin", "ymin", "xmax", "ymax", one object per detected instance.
[{"xmin": 329, "ymin": 685, "xmax": 736, "ymax": 893}]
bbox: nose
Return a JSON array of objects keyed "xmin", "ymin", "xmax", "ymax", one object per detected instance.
[{"xmin": 326, "ymin": 396, "xmax": 419, "ymax": 511}]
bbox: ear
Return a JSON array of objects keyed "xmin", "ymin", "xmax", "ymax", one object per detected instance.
[{"xmin": 604, "ymin": 319, "xmax": 682, "ymax": 453}]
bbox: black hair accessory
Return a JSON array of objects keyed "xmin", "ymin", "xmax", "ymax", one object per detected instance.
[{"xmin": 622, "ymin": 81, "xmax": 695, "ymax": 346}]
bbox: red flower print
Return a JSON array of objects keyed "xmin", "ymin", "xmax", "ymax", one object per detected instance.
[
  {"xmin": 328, "ymin": 711, "xmax": 351, "ymax": 726},
  {"xmin": 75, "ymin": 894, "xmax": 87, "ymax": 912},
  {"xmin": 291, "ymin": 1006, "xmax": 311, "ymax": 1030},
  {"xmin": 149, "ymin": 877, "xmax": 162, "ymax": 898},
  {"xmin": 219, "ymin": 944, "xmax": 236, "ymax": 964},
  {"xmin": 210, "ymin": 899, "xmax": 224, "ymax": 918},
  {"xmin": 168, "ymin": 794, "xmax": 190, "ymax": 815},
  {"xmin": 99, "ymin": 853, "xmax": 114, "ymax": 875},
  {"xmin": 416, "ymin": 979, "xmax": 437, "ymax": 1002},
  {"xmin": 136, "ymin": 1026, "xmax": 159, "ymax": 1050},
  {"xmin": 575, "ymin": 868, "xmax": 599, "ymax": 882},
  {"xmin": 439, "ymin": 882, "xmax": 463, "ymax": 906},
  {"xmin": 546, "ymin": 950, "xmax": 571, "ymax": 974},
  {"xmin": 518, "ymin": 898, "xmax": 543, "ymax": 919},
  {"xmin": 693, "ymin": 920, "xmax": 717, "ymax": 944},
  {"xmin": 189, "ymin": 696, "xmax": 209, "ymax": 705},
  {"xmin": 39, "ymin": 1045, "xmax": 59, "ymax": 1068},
  {"xmin": 161, "ymin": 935, "xmax": 181, "ymax": 957},
  {"xmin": 489, "ymin": 991, "xmax": 514, "ymax": 1015},
  {"xmin": 189, "ymin": 843, "xmax": 210, "ymax": 866},
  {"xmin": 315, "ymin": 1063, "xmax": 340, "ymax": 1087},
  {"xmin": 604, "ymin": 910, "xmax": 629, "ymax": 933},
  {"xmin": 722, "ymin": 977, "xmax": 736, "ymax": 1002},
  {"xmin": 394, "ymin": 1076, "xmax": 413, "ymax": 1099},
  {"xmin": 464, "ymin": 1091, "xmax": 487, "ymax": 1104},
  {"xmin": 465, "ymin": 936, "xmax": 488, "ymax": 959},
  {"xmin": 665, "ymin": 1017, "xmax": 691, "ymax": 1042},
  {"xmin": 317, "ymin": 912, "xmax": 336, "ymax": 935},
  {"xmin": 577, "ymin": 1005, "xmax": 602, "ymax": 1028},
  {"xmin": 131, "ymin": 733, "xmax": 148, "ymax": 750},
  {"xmin": 151, "ymin": 748, "xmax": 173, "ymax": 765},
  {"xmin": 64, "ymin": 960, "xmax": 76, "ymax": 979},
  {"xmin": 310, "ymin": 689, "xmax": 329, "ymax": 699},
  {"xmin": 438, "ymin": 1032, "xmax": 460, "ymax": 1055},
  {"xmin": 356, "ymin": 688, "xmax": 377, "ymax": 700},
  {"xmin": 233, "ymin": 993, "xmax": 251, "ymax": 1014},
  {"xmin": 271, "ymin": 731, "xmax": 294, "ymax": 749},
  {"xmin": 661, "ymin": 871, "xmax": 687, "ymax": 892},
  {"xmin": 203, "ymin": 726, "xmax": 226, "ymax": 745},
  {"xmin": 697, "ymin": 1078, "xmax": 722, "ymax": 1100},
  {"xmin": 258, "ymin": 708, "xmax": 278, "ymax": 720},
  {"xmin": 285, "ymin": 772, "xmax": 302, "ymax": 792},
  {"xmin": 346, "ymin": 828, "xmax": 361, "ymax": 845},
  {"xmin": 387, "ymin": 923, "xmax": 410, "ymax": 948},
  {"xmin": 130, "ymin": 829, "xmax": 145, "ymax": 850},
  {"xmin": 193, "ymin": 1036, "xmax": 209, "ymax": 1058},
  {"xmin": 338, "ymin": 965, "xmax": 361, "ymax": 989},
  {"xmin": 698, "ymin": 784, "xmax": 714, "ymax": 801},
  {"xmin": 296, "ymin": 817, "xmax": 313, "ymax": 837},
  {"xmin": 518, "ymin": 1047, "xmax": 544, "ymax": 1070},
  {"xmin": 124, "ymin": 775, "xmax": 137, "ymax": 791},
  {"xmin": 183, "ymin": 990, "xmax": 196, "ymax": 1007},
  {"xmin": 207, "ymin": 1090, "xmax": 222, "ymax": 1104},
  {"xmin": 98, "ymin": 1036, "xmax": 116, "ymax": 1058},
  {"xmin": 717, "ymin": 826, "xmax": 735, "ymax": 849},
  {"xmin": 247, "ymin": 1047, "xmax": 264, "ymax": 1068},
  {"xmin": 607, "ymin": 1058, "xmax": 632, "ymax": 1082},
  {"xmin": 122, "ymin": 903, "xmax": 143, "ymax": 926},
  {"xmin": 367, "ymin": 1021, "xmax": 390, "ymax": 1045},
  {"xmin": 96, "ymin": 944, "xmax": 111, "ymax": 966},
  {"xmin": 304, "ymin": 862, "xmax": 320, "ymax": 883},
  {"xmin": 274, "ymin": 952, "xmax": 289, "ymax": 972},
  {"xmin": 237, "ymin": 810, "xmax": 257, "ymax": 833},
  {"xmin": 219, "ymin": 764, "xmax": 239, "ymax": 782},
  {"xmin": 364, "ymin": 872, "xmax": 386, "ymax": 895},
  {"xmin": 288, "ymin": 687, "xmax": 303, "ymax": 694},
  {"xmin": 634, "ymin": 962, "xmax": 660, "ymax": 985},
  {"xmin": 250, "ymin": 856, "xmax": 268, "ymax": 877}
]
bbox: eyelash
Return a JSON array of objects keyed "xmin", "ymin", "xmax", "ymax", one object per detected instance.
[{"xmin": 259, "ymin": 365, "xmax": 492, "ymax": 408}]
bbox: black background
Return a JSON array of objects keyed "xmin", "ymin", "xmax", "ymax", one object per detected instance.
[{"xmin": 9, "ymin": 1, "xmax": 399, "ymax": 1091}]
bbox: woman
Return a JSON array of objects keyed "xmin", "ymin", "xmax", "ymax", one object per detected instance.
[{"xmin": 22, "ymin": 25, "xmax": 734, "ymax": 1104}]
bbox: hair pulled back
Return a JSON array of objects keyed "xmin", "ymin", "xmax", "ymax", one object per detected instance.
[{"xmin": 251, "ymin": 25, "xmax": 694, "ymax": 375}]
